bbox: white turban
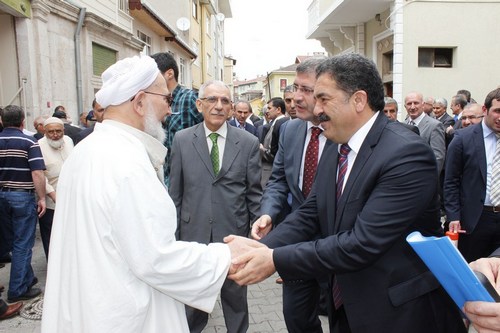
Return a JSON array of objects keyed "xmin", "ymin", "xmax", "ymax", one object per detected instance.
[
  {"xmin": 43, "ymin": 117, "xmax": 64, "ymax": 127},
  {"xmin": 95, "ymin": 55, "xmax": 160, "ymax": 108}
]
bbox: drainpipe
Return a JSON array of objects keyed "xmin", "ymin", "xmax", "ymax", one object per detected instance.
[{"xmin": 74, "ymin": 7, "xmax": 86, "ymax": 119}]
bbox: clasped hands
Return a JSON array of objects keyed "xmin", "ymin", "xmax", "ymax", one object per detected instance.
[{"xmin": 224, "ymin": 235, "xmax": 276, "ymax": 285}]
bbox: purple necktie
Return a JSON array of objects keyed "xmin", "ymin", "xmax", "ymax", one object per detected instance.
[{"xmin": 333, "ymin": 144, "xmax": 351, "ymax": 309}]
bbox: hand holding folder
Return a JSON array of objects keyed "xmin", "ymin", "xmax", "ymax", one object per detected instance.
[{"xmin": 406, "ymin": 231, "xmax": 500, "ymax": 314}]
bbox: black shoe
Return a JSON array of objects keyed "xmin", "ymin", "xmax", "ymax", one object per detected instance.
[
  {"xmin": 0, "ymin": 255, "xmax": 11, "ymax": 264},
  {"xmin": 8, "ymin": 287, "xmax": 42, "ymax": 302}
]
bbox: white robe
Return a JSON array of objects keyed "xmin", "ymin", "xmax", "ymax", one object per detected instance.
[{"xmin": 41, "ymin": 120, "xmax": 230, "ymax": 333}]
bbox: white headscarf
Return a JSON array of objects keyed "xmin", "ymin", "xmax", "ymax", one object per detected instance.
[
  {"xmin": 96, "ymin": 55, "xmax": 160, "ymax": 109},
  {"xmin": 43, "ymin": 117, "xmax": 64, "ymax": 127}
]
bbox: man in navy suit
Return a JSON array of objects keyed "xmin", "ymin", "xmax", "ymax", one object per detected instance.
[
  {"xmin": 226, "ymin": 54, "xmax": 465, "ymax": 333},
  {"xmin": 228, "ymin": 101, "xmax": 257, "ymax": 137},
  {"xmin": 252, "ymin": 58, "xmax": 330, "ymax": 333},
  {"xmin": 445, "ymin": 88, "xmax": 500, "ymax": 262}
]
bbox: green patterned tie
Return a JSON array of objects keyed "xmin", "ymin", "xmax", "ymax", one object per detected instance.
[{"xmin": 209, "ymin": 133, "xmax": 220, "ymax": 175}]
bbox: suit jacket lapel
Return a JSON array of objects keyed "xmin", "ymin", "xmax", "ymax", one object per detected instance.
[
  {"xmin": 217, "ymin": 126, "xmax": 239, "ymax": 180},
  {"xmin": 334, "ymin": 113, "xmax": 387, "ymax": 234},
  {"xmin": 474, "ymin": 125, "xmax": 487, "ymax": 183},
  {"xmin": 293, "ymin": 122, "xmax": 308, "ymax": 202},
  {"xmin": 193, "ymin": 124, "xmax": 216, "ymax": 178}
]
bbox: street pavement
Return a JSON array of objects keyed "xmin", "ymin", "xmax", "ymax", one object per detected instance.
[{"xmin": 0, "ymin": 227, "xmax": 328, "ymax": 332}]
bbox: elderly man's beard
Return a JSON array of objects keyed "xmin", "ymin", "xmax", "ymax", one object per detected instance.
[
  {"xmin": 144, "ymin": 103, "xmax": 166, "ymax": 144},
  {"xmin": 47, "ymin": 138, "xmax": 64, "ymax": 149}
]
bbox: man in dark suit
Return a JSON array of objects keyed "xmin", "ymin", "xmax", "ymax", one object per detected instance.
[
  {"xmin": 226, "ymin": 54, "xmax": 465, "ymax": 333},
  {"xmin": 444, "ymin": 88, "xmax": 500, "ymax": 262},
  {"xmin": 228, "ymin": 101, "xmax": 258, "ymax": 137},
  {"xmin": 260, "ymin": 97, "xmax": 288, "ymax": 187},
  {"xmin": 433, "ymin": 97, "xmax": 455, "ymax": 127},
  {"xmin": 169, "ymin": 80, "xmax": 262, "ymax": 333},
  {"xmin": 252, "ymin": 58, "xmax": 330, "ymax": 333}
]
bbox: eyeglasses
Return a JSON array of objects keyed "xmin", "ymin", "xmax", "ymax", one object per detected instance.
[
  {"xmin": 291, "ymin": 84, "xmax": 314, "ymax": 95},
  {"xmin": 143, "ymin": 91, "xmax": 173, "ymax": 106},
  {"xmin": 199, "ymin": 96, "xmax": 232, "ymax": 106},
  {"xmin": 130, "ymin": 91, "xmax": 173, "ymax": 106},
  {"xmin": 461, "ymin": 115, "xmax": 484, "ymax": 121}
]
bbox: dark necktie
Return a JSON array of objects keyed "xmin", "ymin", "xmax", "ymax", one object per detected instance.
[
  {"xmin": 209, "ymin": 133, "xmax": 219, "ymax": 175},
  {"xmin": 302, "ymin": 127, "xmax": 322, "ymax": 198},
  {"xmin": 333, "ymin": 143, "xmax": 351, "ymax": 309}
]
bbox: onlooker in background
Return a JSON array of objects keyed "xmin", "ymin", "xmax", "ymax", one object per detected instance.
[
  {"xmin": 74, "ymin": 99, "xmax": 105, "ymax": 145},
  {"xmin": 445, "ymin": 88, "xmax": 500, "ymax": 262},
  {"xmin": 457, "ymin": 89, "xmax": 472, "ymax": 103},
  {"xmin": 405, "ymin": 91, "xmax": 446, "ymax": 173},
  {"xmin": 52, "ymin": 110, "xmax": 81, "ymax": 144},
  {"xmin": 446, "ymin": 94, "xmax": 468, "ymax": 135},
  {"xmin": 283, "ymin": 85, "xmax": 297, "ymax": 119},
  {"xmin": 252, "ymin": 58, "xmax": 330, "ymax": 333},
  {"xmin": 229, "ymin": 101, "xmax": 258, "ymax": 136},
  {"xmin": 0, "ymin": 105, "xmax": 45, "ymax": 302},
  {"xmin": 260, "ymin": 97, "xmax": 288, "ymax": 187},
  {"xmin": 37, "ymin": 117, "xmax": 74, "ymax": 259},
  {"xmin": 383, "ymin": 97, "xmax": 419, "ymax": 134},
  {"xmin": 33, "ymin": 115, "xmax": 48, "ymax": 140},
  {"xmin": 79, "ymin": 111, "xmax": 89, "ymax": 128},
  {"xmin": 433, "ymin": 97, "xmax": 455, "ymax": 128},
  {"xmin": 461, "ymin": 103, "xmax": 485, "ymax": 128},
  {"xmin": 169, "ymin": 80, "xmax": 262, "ymax": 333},
  {"xmin": 423, "ymin": 96, "xmax": 435, "ymax": 117},
  {"xmin": 151, "ymin": 52, "xmax": 204, "ymax": 186}
]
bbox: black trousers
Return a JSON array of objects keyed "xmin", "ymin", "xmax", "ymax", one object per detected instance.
[{"xmin": 459, "ymin": 209, "xmax": 500, "ymax": 262}]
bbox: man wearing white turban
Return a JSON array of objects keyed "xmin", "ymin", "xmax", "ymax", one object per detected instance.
[
  {"xmin": 41, "ymin": 55, "xmax": 258, "ymax": 333},
  {"xmin": 37, "ymin": 117, "xmax": 74, "ymax": 260}
]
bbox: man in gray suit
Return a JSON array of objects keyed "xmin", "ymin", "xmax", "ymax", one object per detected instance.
[
  {"xmin": 405, "ymin": 92, "xmax": 446, "ymax": 173},
  {"xmin": 169, "ymin": 80, "xmax": 262, "ymax": 333},
  {"xmin": 252, "ymin": 58, "xmax": 330, "ymax": 333}
]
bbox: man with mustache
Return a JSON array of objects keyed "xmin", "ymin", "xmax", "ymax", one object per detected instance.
[
  {"xmin": 37, "ymin": 117, "xmax": 74, "ymax": 259},
  {"xmin": 169, "ymin": 80, "xmax": 262, "ymax": 333},
  {"xmin": 226, "ymin": 54, "xmax": 465, "ymax": 333}
]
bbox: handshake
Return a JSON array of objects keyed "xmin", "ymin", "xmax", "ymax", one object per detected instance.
[{"xmin": 223, "ymin": 235, "xmax": 275, "ymax": 285}]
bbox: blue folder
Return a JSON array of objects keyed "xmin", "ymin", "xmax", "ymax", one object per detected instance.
[{"xmin": 406, "ymin": 231, "xmax": 498, "ymax": 312}]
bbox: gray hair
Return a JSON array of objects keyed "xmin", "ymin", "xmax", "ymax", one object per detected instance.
[
  {"xmin": 434, "ymin": 97, "xmax": 448, "ymax": 108},
  {"xmin": 384, "ymin": 97, "xmax": 398, "ymax": 110},
  {"xmin": 198, "ymin": 80, "xmax": 232, "ymax": 100}
]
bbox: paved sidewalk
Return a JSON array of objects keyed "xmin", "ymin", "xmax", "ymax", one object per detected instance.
[{"xmin": 0, "ymin": 229, "xmax": 328, "ymax": 332}]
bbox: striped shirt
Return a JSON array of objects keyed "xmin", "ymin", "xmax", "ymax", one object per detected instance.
[{"xmin": 0, "ymin": 127, "xmax": 46, "ymax": 189}]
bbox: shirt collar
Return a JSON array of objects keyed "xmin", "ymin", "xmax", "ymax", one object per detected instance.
[
  {"xmin": 204, "ymin": 121, "xmax": 228, "ymax": 139},
  {"xmin": 483, "ymin": 119, "xmax": 495, "ymax": 139},
  {"xmin": 344, "ymin": 111, "xmax": 379, "ymax": 155},
  {"xmin": 412, "ymin": 112, "xmax": 426, "ymax": 126}
]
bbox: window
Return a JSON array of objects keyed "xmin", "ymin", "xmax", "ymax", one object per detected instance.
[
  {"xmin": 137, "ymin": 30, "xmax": 151, "ymax": 56},
  {"xmin": 118, "ymin": 0, "xmax": 128, "ymax": 13},
  {"xmin": 192, "ymin": 0, "xmax": 198, "ymax": 20},
  {"xmin": 92, "ymin": 43, "xmax": 117, "ymax": 76},
  {"xmin": 192, "ymin": 40, "xmax": 200, "ymax": 66},
  {"xmin": 206, "ymin": 13, "xmax": 211, "ymax": 35},
  {"xmin": 179, "ymin": 58, "xmax": 186, "ymax": 85},
  {"xmin": 418, "ymin": 48, "xmax": 453, "ymax": 68}
]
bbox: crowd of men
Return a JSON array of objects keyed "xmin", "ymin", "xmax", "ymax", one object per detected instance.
[{"xmin": 1, "ymin": 52, "xmax": 500, "ymax": 333}]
